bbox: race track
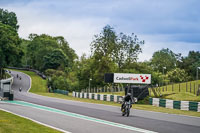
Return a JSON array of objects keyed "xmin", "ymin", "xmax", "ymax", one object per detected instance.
[{"xmin": 0, "ymin": 70, "xmax": 200, "ymax": 133}]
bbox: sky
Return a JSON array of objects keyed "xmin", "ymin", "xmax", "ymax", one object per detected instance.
[{"xmin": 0, "ymin": 0, "xmax": 200, "ymax": 61}]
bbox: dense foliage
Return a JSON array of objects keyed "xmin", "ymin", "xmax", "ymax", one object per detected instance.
[
  {"xmin": 178, "ymin": 51, "xmax": 200, "ymax": 80},
  {"xmin": 0, "ymin": 8, "xmax": 19, "ymax": 31},
  {"xmin": 0, "ymin": 8, "xmax": 23, "ymax": 79},
  {"xmin": 24, "ymin": 34, "xmax": 78, "ymax": 91},
  {"xmin": 26, "ymin": 34, "xmax": 76, "ymax": 71}
]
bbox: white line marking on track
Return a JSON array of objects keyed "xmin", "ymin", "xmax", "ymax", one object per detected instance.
[{"xmin": 2, "ymin": 100, "xmax": 158, "ymax": 133}]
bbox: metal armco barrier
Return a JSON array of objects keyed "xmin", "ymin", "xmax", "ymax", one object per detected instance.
[
  {"xmin": 50, "ymin": 89, "xmax": 68, "ymax": 95},
  {"xmin": 149, "ymin": 97, "xmax": 200, "ymax": 112},
  {"xmin": 7, "ymin": 67, "xmax": 46, "ymax": 79}
]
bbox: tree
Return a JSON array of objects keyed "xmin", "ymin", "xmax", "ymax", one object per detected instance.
[
  {"xmin": 0, "ymin": 8, "xmax": 22, "ymax": 79},
  {"xmin": 166, "ymin": 68, "xmax": 189, "ymax": 82},
  {"xmin": 92, "ymin": 56, "xmax": 118, "ymax": 86},
  {"xmin": 151, "ymin": 48, "xmax": 177, "ymax": 73},
  {"xmin": 43, "ymin": 49, "xmax": 68, "ymax": 70},
  {"xmin": 91, "ymin": 25, "xmax": 144, "ymax": 70},
  {"xmin": 89, "ymin": 25, "xmax": 144, "ymax": 87},
  {"xmin": 26, "ymin": 34, "xmax": 77, "ymax": 91},
  {"xmin": 76, "ymin": 54, "xmax": 95, "ymax": 89},
  {"xmin": 55, "ymin": 36, "xmax": 77, "ymax": 67},
  {"xmin": 90, "ymin": 25, "xmax": 119, "ymax": 86},
  {"xmin": 27, "ymin": 34, "xmax": 60, "ymax": 70},
  {"xmin": 178, "ymin": 51, "xmax": 200, "ymax": 80},
  {"xmin": 0, "ymin": 8, "xmax": 19, "ymax": 31},
  {"xmin": 116, "ymin": 33, "xmax": 143, "ymax": 68},
  {"xmin": 26, "ymin": 34, "xmax": 77, "ymax": 71},
  {"xmin": 66, "ymin": 71, "xmax": 79, "ymax": 91},
  {"xmin": 20, "ymin": 39, "xmax": 30, "ymax": 67},
  {"xmin": 52, "ymin": 76, "xmax": 68, "ymax": 90},
  {"xmin": 45, "ymin": 69, "xmax": 68, "ymax": 90},
  {"xmin": 91, "ymin": 25, "xmax": 118, "ymax": 60},
  {"xmin": 0, "ymin": 22, "xmax": 23, "ymax": 79}
]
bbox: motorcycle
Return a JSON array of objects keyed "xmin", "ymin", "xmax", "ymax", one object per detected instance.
[
  {"xmin": 121, "ymin": 97, "xmax": 137, "ymax": 117},
  {"xmin": 122, "ymin": 100, "xmax": 131, "ymax": 117}
]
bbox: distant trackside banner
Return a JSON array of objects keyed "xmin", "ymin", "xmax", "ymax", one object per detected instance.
[{"xmin": 114, "ymin": 73, "xmax": 151, "ymax": 84}]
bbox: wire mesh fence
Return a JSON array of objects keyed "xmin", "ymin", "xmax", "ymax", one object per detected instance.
[
  {"xmin": 149, "ymin": 80, "xmax": 200, "ymax": 96},
  {"xmin": 81, "ymin": 80, "xmax": 200, "ymax": 96}
]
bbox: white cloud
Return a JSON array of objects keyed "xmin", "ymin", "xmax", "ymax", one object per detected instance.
[
  {"xmin": 2, "ymin": 2, "xmax": 110, "ymax": 57},
  {"xmin": 1, "ymin": 0, "xmax": 199, "ymax": 61},
  {"xmin": 138, "ymin": 40, "xmax": 200, "ymax": 62}
]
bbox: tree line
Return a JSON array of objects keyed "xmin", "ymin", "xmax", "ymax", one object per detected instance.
[{"xmin": 0, "ymin": 8, "xmax": 199, "ymax": 91}]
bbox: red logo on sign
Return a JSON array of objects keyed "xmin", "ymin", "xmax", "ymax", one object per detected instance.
[
  {"xmin": 140, "ymin": 75, "xmax": 149, "ymax": 82},
  {"xmin": 130, "ymin": 77, "xmax": 138, "ymax": 80}
]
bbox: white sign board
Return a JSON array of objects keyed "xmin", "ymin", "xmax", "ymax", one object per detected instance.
[{"xmin": 114, "ymin": 73, "xmax": 151, "ymax": 84}]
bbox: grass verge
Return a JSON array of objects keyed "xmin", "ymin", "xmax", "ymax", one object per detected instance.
[
  {"xmin": 0, "ymin": 110, "xmax": 62, "ymax": 133},
  {"xmin": 10, "ymin": 69, "xmax": 200, "ymax": 117},
  {"xmin": 151, "ymin": 91, "xmax": 200, "ymax": 102},
  {"xmin": 97, "ymin": 92, "xmax": 124, "ymax": 96}
]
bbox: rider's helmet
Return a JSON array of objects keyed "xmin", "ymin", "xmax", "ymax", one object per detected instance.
[{"xmin": 127, "ymin": 93, "xmax": 131, "ymax": 96}]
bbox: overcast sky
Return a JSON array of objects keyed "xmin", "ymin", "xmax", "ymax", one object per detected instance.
[{"xmin": 1, "ymin": 0, "xmax": 200, "ymax": 61}]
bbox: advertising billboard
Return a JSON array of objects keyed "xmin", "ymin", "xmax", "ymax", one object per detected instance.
[{"xmin": 114, "ymin": 73, "xmax": 151, "ymax": 84}]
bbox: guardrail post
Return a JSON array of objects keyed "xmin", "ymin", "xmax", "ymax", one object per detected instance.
[
  {"xmin": 197, "ymin": 85, "xmax": 200, "ymax": 96},
  {"xmin": 150, "ymin": 87, "xmax": 152, "ymax": 96},
  {"xmin": 186, "ymin": 82, "xmax": 187, "ymax": 92}
]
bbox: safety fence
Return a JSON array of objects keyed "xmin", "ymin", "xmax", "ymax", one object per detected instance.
[
  {"xmin": 82, "ymin": 81, "xmax": 200, "ymax": 98},
  {"xmin": 72, "ymin": 91, "xmax": 123, "ymax": 103},
  {"xmin": 50, "ymin": 89, "xmax": 68, "ymax": 95},
  {"xmin": 150, "ymin": 80, "xmax": 200, "ymax": 95},
  {"xmin": 149, "ymin": 98, "xmax": 200, "ymax": 112}
]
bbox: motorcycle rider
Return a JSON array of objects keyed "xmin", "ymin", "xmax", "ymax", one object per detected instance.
[
  {"xmin": 121, "ymin": 86, "xmax": 134, "ymax": 112},
  {"xmin": 121, "ymin": 93, "xmax": 134, "ymax": 111}
]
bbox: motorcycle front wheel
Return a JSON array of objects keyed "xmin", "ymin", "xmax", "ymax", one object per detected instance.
[
  {"xmin": 122, "ymin": 109, "xmax": 125, "ymax": 116},
  {"xmin": 126, "ymin": 106, "xmax": 130, "ymax": 117}
]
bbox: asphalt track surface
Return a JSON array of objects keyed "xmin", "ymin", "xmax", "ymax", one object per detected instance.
[{"xmin": 0, "ymin": 70, "xmax": 200, "ymax": 133}]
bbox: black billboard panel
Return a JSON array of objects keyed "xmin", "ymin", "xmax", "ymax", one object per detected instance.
[{"xmin": 104, "ymin": 73, "xmax": 114, "ymax": 83}]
